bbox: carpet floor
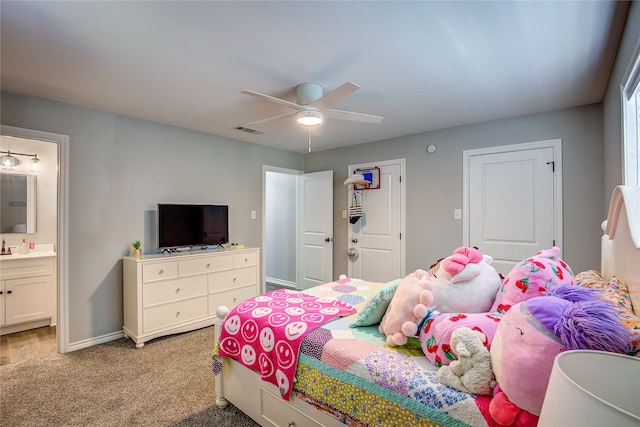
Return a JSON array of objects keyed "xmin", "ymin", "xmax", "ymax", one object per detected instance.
[{"xmin": 0, "ymin": 326, "xmax": 259, "ymax": 426}]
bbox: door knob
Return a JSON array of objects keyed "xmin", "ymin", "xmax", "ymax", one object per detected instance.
[
  {"xmin": 351, "ymin": 238, "xmax": 358, "ymax": 243},
  {"xmin": 325, "ymin": 237, "xmax": 332, "ymax": 242}
]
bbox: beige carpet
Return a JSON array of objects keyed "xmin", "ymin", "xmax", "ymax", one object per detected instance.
[{"xmin": 0, "ymin": 326, "xmax": 259, "ymax": 426}]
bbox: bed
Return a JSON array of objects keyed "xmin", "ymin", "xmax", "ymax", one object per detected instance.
[{"xmin": 213, "ymin": 184, "xmax": 640, "ymax": 427}]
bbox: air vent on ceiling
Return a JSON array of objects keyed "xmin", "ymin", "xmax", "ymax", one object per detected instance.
[{"xmin": 234, "ymin": 126, "xmax": 263, "ymax": 135}]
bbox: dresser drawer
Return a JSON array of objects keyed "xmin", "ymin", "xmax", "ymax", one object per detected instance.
[
  {"xmin": 180, "ymin": 254, "xmax": 233, "ymax": 276},
  {"xmin": 260, "ymin": 388, "xmax": 322, "ymax": 427},
  {"xmin": 143, "ymin": 275, "xmax": 207, "ymax": 307},
  {"xmin": 208, "ymin": 284, "xmax": 257, "ymax": 315},
  {"xmin": 208, "ymin": 266, "xmax": 257, "ymax": 292},
  {"xmin": 142, "ymin": 261, "xmax": 178, "ymax": 283},
  {"xmin": 233, "ymin": 251, "xmax": 257, "ymax": 268},
  {"xmin": 143, "ymin": 296, "xmax": 208, "ymax": 332}
]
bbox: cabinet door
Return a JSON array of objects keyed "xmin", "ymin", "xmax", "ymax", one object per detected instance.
[{"xmin": 5, "ymin": 276, "xmax": 51, "ymax": 325}]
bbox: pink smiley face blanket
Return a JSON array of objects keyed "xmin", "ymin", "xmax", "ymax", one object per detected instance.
[{"xmin": 217, "ymin": 289, "xmax": 355, "ymax": 400}]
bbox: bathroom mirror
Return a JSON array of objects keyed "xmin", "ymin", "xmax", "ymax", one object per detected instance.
[{"xmin": 0, "ymin": 173, "xmax": 37, "ymax": 233}]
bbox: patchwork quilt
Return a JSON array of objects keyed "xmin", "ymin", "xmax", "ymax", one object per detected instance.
[{"xmin": 297, "ymin": 278, "xmax": 490, "ymax": 427}]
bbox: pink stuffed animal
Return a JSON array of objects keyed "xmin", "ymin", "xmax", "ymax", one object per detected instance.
[
  {"xmin": 488, "ymin": 285, "xmax": 631, "ymax": 426},
  {"xmin": 419, "ymin": 246, "xmax": 502, "ymax": 314},
  {"xmin": 379, "ymin": 272, "xmax": 433, "ymax": 346},
  {"xmin": 380, "ymin": 247, "xmax": 499, "ymax": 349},
  {"xmin": 420, "ymin": 247, "xmax": 575, "ymax": 367}
]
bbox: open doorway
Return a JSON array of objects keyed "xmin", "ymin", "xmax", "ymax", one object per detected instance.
[
  {"xmin": 264, "ymin": 167, "xmax": 300, "ymax": 291},
  {"xmin": 262, "ymin": 166, "xmax": 334, "ymax": 292},
  {"xmin": 0, "ymin": 125, "xmax": 69, "ymax": 361}
]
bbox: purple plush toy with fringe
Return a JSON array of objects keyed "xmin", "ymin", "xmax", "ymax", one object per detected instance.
[{"xmin": 487, "ymin": 284, "xmax": 631, "ymax": 426}]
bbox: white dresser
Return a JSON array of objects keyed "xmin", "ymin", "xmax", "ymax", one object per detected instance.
[{"xmin": 122, "ymin": 247, "xmax": 260, "ymax": 348}]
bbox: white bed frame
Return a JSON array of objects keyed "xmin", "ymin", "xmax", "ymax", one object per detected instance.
[{"xmin": 214, "ymin": 185, "xmax": 640, "ymax": 427}]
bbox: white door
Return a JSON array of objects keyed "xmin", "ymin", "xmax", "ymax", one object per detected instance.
[
  {"xmin": 348, "ymin": 160, "xmax": 404, "ymax": 282},
  {"xmin": 463, "ymin": 140, "xmax": 562, "ymax": 275},
  {"xmin": 298, "ymin": 171, "xmax": 333, "ymax": 289}
]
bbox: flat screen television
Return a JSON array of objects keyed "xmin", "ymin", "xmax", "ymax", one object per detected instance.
[{"xmin": 158, "ymin": 204, "xmax": 229, "ymax": 250}]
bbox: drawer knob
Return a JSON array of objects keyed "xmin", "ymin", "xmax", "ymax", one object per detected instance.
[
  {"xmin": 206, "ymin": 263, "xmax": 211, "ymax": 268},
  {"xmin": 288, "ymin": 423, "xmax": 295, "ymax": 427},
  {"xmin": 233, "ymin": 297, "xmax": 237, "ymax": 303},
  {"xmin": 244, "ymin": 258, "xmax": 248, "ymax": 263},
  {"xmin": 158, "ymin": 269, "xmax": 164, "ymax": 275},
  {"xmin": 175, "ymin": 311, "xmax": 181, "ymax": 317},
  {"xmin": 175, "ymin": 288, "xmax": 181, "ymax": 294},
  {"xmin": 233, "ymin": 277, "xmax": 237, "ymax": 283}
]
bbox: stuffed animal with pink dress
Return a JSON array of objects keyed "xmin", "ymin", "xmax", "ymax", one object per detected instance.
[{"xmin": 487, "ymin": 284, "xmax": 631, "ymax": 426}]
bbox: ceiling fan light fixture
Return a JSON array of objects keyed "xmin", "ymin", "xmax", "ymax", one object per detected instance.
[{"xmin": 296, "ymin": 110, "xmax": 323, "ymax": 126}]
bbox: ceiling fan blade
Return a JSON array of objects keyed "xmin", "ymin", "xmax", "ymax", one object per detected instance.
[
  {"xmin": 244, "ymin": 111, "xmax": 298, "ymax": 127},
  {"xmin": 325, "ymin": 108, "xmax": 383, "ymax": 124},
  {"xmin": 310, "ymin": 81, "xmax": 360, "ymax": 109},
  {"xmin": 242, "ymin": 90, "xmax": 304, "ymax": 111}
]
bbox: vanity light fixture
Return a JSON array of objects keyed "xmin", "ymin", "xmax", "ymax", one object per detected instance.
[
  {"xmin": 30, "ymin": 155, "xmax": 41, "ymax": 172},
  {"xmin": 0, "ymin": 150, "xmax": 41, "ymax": 173},
  {"xmin": 1, "ymin": 151, "xmax": 19, "ymax": 169}
]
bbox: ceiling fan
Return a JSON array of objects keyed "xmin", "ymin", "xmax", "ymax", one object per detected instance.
[{"xmin": 241, "ymin": 81, "xmax": 383, "ymax": 127}]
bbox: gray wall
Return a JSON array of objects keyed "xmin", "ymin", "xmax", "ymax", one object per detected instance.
[
  {"xmin": 305, "ymin": 104, "xmax": 605, "ymax": 278},
  {"xmin": 603, "ymin": 1, "xmax": 640, "ymax": 206},
  {"xmin": 0, "ymin": 91, "xmax": 304, "ymax": 345}
]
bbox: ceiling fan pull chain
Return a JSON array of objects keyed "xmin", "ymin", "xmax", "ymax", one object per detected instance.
[{"xmin": 308, "ymin": 127, "xmax": 312, "ymax": 152}]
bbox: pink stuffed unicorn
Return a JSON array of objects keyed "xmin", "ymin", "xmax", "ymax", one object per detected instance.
[{"xmin": 488, "ymin": 284, "xmax": 631, "ymax": 426}]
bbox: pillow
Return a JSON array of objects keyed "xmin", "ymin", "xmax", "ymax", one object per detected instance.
[
  {"xmin": 350, "ymin": 278, "xmax": 401, "ymax": 327},
  {"xmin": 576, "ymin": 270, "xmax": 639, "ymax": 356},
  {"xmin": 575, "ymin": 270, "xmax": 633, "ymax": 311},
  {"xmin": 490, "ymin": 247, "xmax": 575, "ymax": 313}
]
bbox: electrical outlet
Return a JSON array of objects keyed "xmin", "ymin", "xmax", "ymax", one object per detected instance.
[
  {"xmin": 454, "ymin": 208, "xmax": 462, "ymax": 220},
  {"xmin": 342, "ymin": 210, "xmax": 347, "ymax": 219},
  {"xmin": 251, "ymin": 210, "xmax": 256, "ymax": 219}
]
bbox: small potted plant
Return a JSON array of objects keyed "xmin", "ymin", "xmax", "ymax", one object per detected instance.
[
  {"xmin": 230, "ymin": 242, "xmax": 245, "ymax": 250},
  {"xmin": 132, "ymin": 240, "xmax": 142, "ymax": 258}
]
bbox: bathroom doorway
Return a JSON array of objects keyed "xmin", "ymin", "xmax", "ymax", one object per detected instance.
[{"xmin": 0, "ymin": 125, "xmax": 69, "ymax": 356}]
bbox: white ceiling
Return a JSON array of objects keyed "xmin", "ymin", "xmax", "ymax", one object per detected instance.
[{"xmin": 0, "ymin": 1, "xmax": 629, "ymax": 153}]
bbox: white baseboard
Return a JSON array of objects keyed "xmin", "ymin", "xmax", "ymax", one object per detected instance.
[
  {"xmin": 265, "ymin": 276, "xmax": 297, "ymax": 289},
  {"xmin": 68, "ymin": 330, "xmax": 124, "ymax": 352}
]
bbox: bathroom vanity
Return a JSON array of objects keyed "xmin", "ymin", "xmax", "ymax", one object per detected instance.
[{"xmin": 0, "ymin": 245, "xmax": 56, "ymax": 335}]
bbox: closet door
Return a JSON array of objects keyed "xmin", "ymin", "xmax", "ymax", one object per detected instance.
[{"xmin": 465, "ymin": 141, "xmax": 561, "ymax": 276}]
